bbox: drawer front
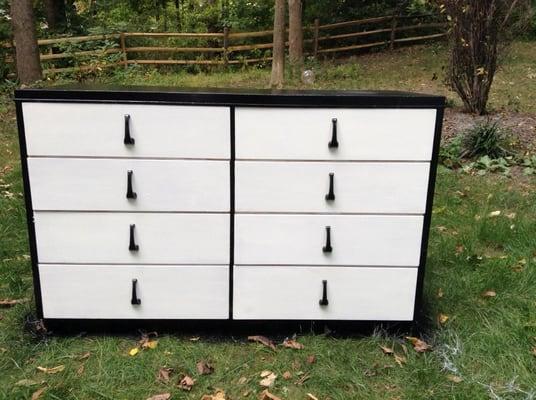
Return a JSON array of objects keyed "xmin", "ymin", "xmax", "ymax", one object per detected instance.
[
  {"xmin": 35, "ymin": 212, "xmax": 229, "ymax": 264},
  {"xmin": 22, "ymin": 103, "xmax": 230, "ymax": 159},
  {"xmin": 233, "ymin": 266, "xmax": 417, "ymax": 320},
  {"xmin": 40, "ymin": 264, "xmax": 229, "ymax": 319},
  {"xmin": 235, "ymin": 214, "xmax": 423, "ymax": 266},
  {"xmin": 28, "ymin": 158, "xmax": 229, "ymax": 212},
  {"xmin": 235, "ymin": 108, "xmax": 437, "ymax": 161},
  {"xmin": 236, "ymin": 161, "xmax": 430, "ymax": 214}
]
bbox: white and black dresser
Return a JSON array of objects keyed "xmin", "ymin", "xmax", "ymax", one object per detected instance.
[{"xmin": 15, "ymin": 86, "xmax": 444, "ymax": 327}]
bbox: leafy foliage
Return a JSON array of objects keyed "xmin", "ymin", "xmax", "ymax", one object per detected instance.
[{"xmin": 462, "ymin": 121, "xmax": 510, "ymax": 159}]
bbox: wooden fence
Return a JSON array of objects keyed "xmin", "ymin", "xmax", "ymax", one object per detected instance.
[{"xmin": 3, "ymin": 13, "xmax": 447, "ymax": 76}]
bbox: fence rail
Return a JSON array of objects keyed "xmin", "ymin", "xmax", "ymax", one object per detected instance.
[{"xmin": 2, "ymin": 13, "xmax": 447, "ymax": 76}]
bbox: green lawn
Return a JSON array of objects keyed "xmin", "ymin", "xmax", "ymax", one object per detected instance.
[{"xmin": 1, "ymin": 42, "xmax": 536, "ymax": 400}]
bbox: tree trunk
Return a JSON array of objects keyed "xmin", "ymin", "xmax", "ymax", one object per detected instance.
[
  {"xmin": 44, "ymin": 0, "xmax": 66, "ymax": 31},
  {"xmin": 288, "ymin": 0, "xmax": 303, "ymax": 67},
  {"xmin": 11, "ymin": 0, "xmax": 42, "ymax": 84},
  {"xmin": 270, "ymin": 0, "xmax": 285, "ymax": 88}
]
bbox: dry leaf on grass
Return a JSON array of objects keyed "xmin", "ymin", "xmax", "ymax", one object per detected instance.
[
  {"xmin": 201, "ymin": 389, "xmax": 226, "ymax": 400},
  {"xmin": 282, "ymin": 371, "xmax": 292, "ymax": 380},
  {"xmin": 139, "ymin": 332, "xmax": 159, "ymax": 349},
  {"xmin": 36, "ymin": 365, "xmax": 65, "ymax": 374},
  {"xmin": 405, "ymin": 336, "xmax": 432, "ymax": 353},
  {"xmin": 259, "ymin": 389, "xmax": 282, "ymax": 400},
  {"xmin": 146, "ymin": 394, "xmax": 171, "ymax": 400},
  {"xmin": 78, "ymin": 351, "xmax": 91, "ymax": 360},
  {"xmin": 259, "ymin": 371, "xmax": 277, "ymax": 387},
  {"xmin": 157, "ymin": 367, "xmax": 173, "ymax": 383},
  {"xmin": 0, "ymin": 298, "xmax": 28, "ymax": 307},
  {"xmin": 14, "ymin": 379, "xmax": 40, "ymax": 387},
  {"xmin": 481, "ymin": 290, "xmax": 496, "ymax": 298},
  {"xmin": 488, "ymin": 210, "xmax": 501, "ymax": 217},
  {"xmin": 282, "ymin": 338, "xmax": 304, "ymax": 350},
  {"xmin": 295, "ymin": 372, "xmax": 311, "ymax": 385},
  {"xmin": 394, "ymin": 353, "xmax": 406, "ymax": 367},
  {"xmin": 447, "ymin": 374, "xmax": 463, "ymax": 383},
  {"xmin": 306, "ymin": 354, "xmax": 316, "ymax": 364},
  {"xmin": 237, "ymin": 376, "xmax": 248, "ymax": 385},
  {"xmin": 248, "ymin": 335, "xmax": 276, "ymax": 351},
  {"xmin": 178, "ymin": 375, "xmax": 195, "ymax": 391},
  {"xmin": 77, "ymin": 364, "xmax": 85, "ymax": 376},
  {"xmin": 380, "ymin": 345, "xmax": 394, "ymax": 355},
  {"xmin": 196, "ymin": 360, "xmax": 214, "ymax": 375},
  {"xmin": 129, "ymin": 347, "xmax": 140, "ymax": 356},
  {"xmin": 31, "ymin": 387, "xmax": 46, "ymax": 400},
  {"xmin": 306, "ymin": 394, "xmax": 319, "ymax": 400},
  {"xmin": 437, "ymin": 313, "xmax": 449, "ymax": 325}
]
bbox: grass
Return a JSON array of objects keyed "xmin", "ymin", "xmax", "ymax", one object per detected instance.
[{"xmin": 1, "ymin": 42, "xmax": 536, "ymax": 400}]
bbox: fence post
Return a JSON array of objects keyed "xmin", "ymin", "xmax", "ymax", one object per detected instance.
[
  {"xmin": 389, "ymin": 14, "xmax": 398, "ymax": 50},
  {"xmin": 120, "ymin": 32, "xmax": 128, "ymax": 69},
  {"xmin": 223, "ymin": 26, "xmax": 229, "ymax": 67},
  {"xmin": 313, "ymin": 18, "xmax": 320, "ymax": 59}
]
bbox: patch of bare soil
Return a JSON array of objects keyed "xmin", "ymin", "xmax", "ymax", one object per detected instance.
[{"xmin": 442, "ymin": 107, "xmax": 536, "ymax": 152}]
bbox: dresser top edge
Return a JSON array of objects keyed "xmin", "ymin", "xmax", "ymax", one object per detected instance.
[{"xmin": 14, "ymin": 86, "xmax": 445, "ymax": 108}]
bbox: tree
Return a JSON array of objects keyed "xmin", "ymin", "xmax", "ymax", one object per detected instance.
[
  {"xmin": 288, "ymin": 0, "xmax": 303, "ymax": 68},
  {"xmin": 11, "ymin": 0, "xmax": 42, "ymax": 84},
  {"xmin": 444, "ymin": 0, "xmax": 532, "ymax": 115},
  {"xmin": 270, "ymin": 0, "xmax": 285, "ymax": 88},
  {"xmin": 44, "ymin": 0, "xmax": 66, "ymax": 31}
]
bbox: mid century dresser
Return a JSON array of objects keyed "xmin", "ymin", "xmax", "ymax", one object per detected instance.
[{"xmin": 15, "ymin": 86, "xmax": 444, "ymax": 327}]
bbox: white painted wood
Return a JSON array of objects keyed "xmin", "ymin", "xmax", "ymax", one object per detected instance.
[
  {"xmin": 39, "ymin": 264, "xmax": 229, "ymax": 319},
  {"xmin": 28, "ymin": 158, "xmax": 229, "ymax": 211},
  {"xmin": 235, "ymin": 108, "xmax": 437, "ymax": 161},
  {"xmin": 236, "ymin": 161, "xmax": 430, "ymax": 214},
  {"xmin": 35, "ymin": 212, "xmax": 229, "ymax": 264},
  {"xmin": 233, "ymin": 266, "xmax": 417, "ymax": 320},
  {"xmin": 23, "ymin": 103, "xmax": 230, "ymax": 159},
  {"xmin": 235, "ymin": 214, "xmax": 423, "ymax": 266}
]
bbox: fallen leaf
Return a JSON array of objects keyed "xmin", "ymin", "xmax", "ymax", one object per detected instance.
[
  {"xmin": 455, "ymin": 245, "xmax": 464, "ymax": 255},
  {"xmin": 201, "ymin": 389, "xmax": 226, "ymax": 400},
  {"xmin": 437, "ymin": 288, "xmax": 444, "ymax": 298},
  {"xmin": 259, "ymin": 371, "xmax": 277, "ymax": 387},
  {"xmin": 295, "ymin": 372, "xmax": 311, "ymax": 385},
  {"xmin": 78, "ymin": 351, "xmax": 91, "ymax": 360},
  {"xmin": 394, "ymin": 353, "xmax": 406, "ymax": 367},
  {"xmin": 0, "ymin": 298, "xmax": 28, "ymax": 307},
  {"xmin": 248, "ymin": 335, "xmax": 276, "ymax": 351},
  {"xmin": 259, "ymin": 390, "xmax": 282, "ymax": 400},
  {"xmin": 36, "ymin": 365, "xmax": 65, "ymax": 374},
  {"xmin": 77, "ymin": 364, "xmax": 85, "ymax": 375},
  {"xmin": 14, "ymin": 379, "xmax": 39, "ymax": 387},
  {"xmin": 438, "ymin": 313, "xmax": 449, "ymax": 325},
  {"xmin": 139, "ymin": 332, "xmax": 159, "ymax": 349},
  {"xmin": 447, "ymin": 374, "xmax": 463, "ymax": 383},
  {"xmin": 380, "ymin": 345, "xmax": 394, "ymax": 355},
  {"xmin": 129, "ymin": 347, "xmax": 140, "ymax": 356},
  {"xmin": 282, "ymin": 371, "xmax": 292, "ymax": 380},
  {"xmin": 31, "ymin": 387, "xmax": 46, "ymax": 400},
  {"xmin": 282, "ymin": 338, "xmax": 304, "ymax": 350},
  {"xmin": 481, "ymin": 290, "xmax": 496, "ymax": 298},
  {"xmin": 157, "ymin": 367, "xmax": 173, "ymax": 383},
  {"xmin": 306, "ymin": 354, "xmax": 316, "ymax": 364},
  {"xmin": 178, "ymin": 375, "xmax": 195, "ymax": 391},
  {"xmin": 488, "ymin": 210, "xmax": 501, "ymax": 217},
  {"xmin": 506, "ymin": 212, "xmax": 516, "ymax": 219},
  {"xmin": 306, "ymin": 394, "xmax": 319, "ymax": 400},
  {"xmin": 406, "ymin": 336, "xmax": 432, "ymax": 353},
  {"xmin": 196, "ymin": 360, "xmax": 214, "ymax": 375},
  {"xmin": 237, "ymin": 376, "xmax": 248, "ymax": 385},
  {"xmin": 146, "ymin": 394, "xmax": 171, "ymax": 400}
]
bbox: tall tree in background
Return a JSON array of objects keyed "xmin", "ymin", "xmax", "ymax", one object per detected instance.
[
  {"xmin": 44, "ymin": 0, "xmax": 66, "ymax": 31},
  {"xmin": 270, "ymin": 0, "xmax": 285, "ymax": 88},
  {"xmin": 11, "ymin": 0, "xmax": 42, "ymax": 84},
  {"xmin": 288, "ymin": 0, "xmax": 303, "ymax": 68}
]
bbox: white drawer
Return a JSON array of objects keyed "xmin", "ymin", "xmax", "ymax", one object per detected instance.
[
  {"xmin": 39, "ymin": 264, "xmax": 229, "ymax": 319},
  {"xmin": 235, "ymin": 108, "xmax": 436, "ymax": 161},
  {"xmin": 233, "ymin": 266, "xmax": 417, "ymax": 320},
  {"xmin": 28, "ymin": 158, "xmax": 229, "ymax": 212},
  {"xmin": 22, "ymin": 103, "xmax": 230, "ymax": 159},
  {"xmin": 235, "ymin": 214, "xmax": 423, "ymax": 266},
  {"xmin": 35, "ymin": 212, "xmax": 229, "ymax": 264},
  {"xmin": 236, "ymin": 161, "xmax": 430, "ymax": 214}
]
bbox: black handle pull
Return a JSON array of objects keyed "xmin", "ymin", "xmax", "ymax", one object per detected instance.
[
  {"xmin": 131, "ymin": 279, "xmax": 141, "ymax": 305},
  {"xmin": 129, "ymin": 224, "xmax": 139, "ymax": 251},
  {"xmin": 325, "ymin": 172, "xmax": 335, "ymax": 201},
  {"xmin": 328, "ymin": 118, "xmax": 339, "ymax": 149},
  {"xmin": 319, "ymin": 280, "xmax": 329, "ymax": 306},
  {"xmin": 124, "ymin": 114, "xmax": 135, "ymax": 145},
  {"xmin": 322, "ymin": 226, "xmax": 333, "ymax": 253},
  {"xmin": 126, "ymin": 170, "xmax": 137, "ymax": 199}
]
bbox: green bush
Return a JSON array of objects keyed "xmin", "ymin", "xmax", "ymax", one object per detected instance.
[{"xmin": 462, "ymin": 121, "xmax": 511, "ymax": 159}]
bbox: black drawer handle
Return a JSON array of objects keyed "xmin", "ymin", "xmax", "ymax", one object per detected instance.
[
  {"xmin": 328, "ymin": 118, "xmax": 339, "ymax": 149},
  {"xmin": 319, "ymin": 280, "xmax": 329, "ymax": 306},
  {"xmin": 325, "ymin": 172, "xmax": 335, "ymax": 201},
  {"xmin": 129, "ymin": 224, "xmax": 139, "ymax": 251},
  {"xmin": 126, "ymin": 170, "xmax": 137, "ymax": 199},
  {"xmin": 131, "ymin": 279, "xmax": 141, "ymax": 305},
  {"xmin": 322, "ymin": 226, "xmax": 333, "ymax": 253},
  {"xmin": 124, "ymin": 114, "xmax": 135, "ymax": 145}
]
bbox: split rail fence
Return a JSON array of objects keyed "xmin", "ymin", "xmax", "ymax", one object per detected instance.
[{"xmin": 2, "ymin": 13, "xmax": 447, "ymax": 76}]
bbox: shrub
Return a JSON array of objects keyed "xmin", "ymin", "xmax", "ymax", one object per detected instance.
[{"xmin": 462, "ymin": 121, "xmax": 510, "ymax": 159}]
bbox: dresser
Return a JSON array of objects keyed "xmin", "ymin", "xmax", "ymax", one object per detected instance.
[{"xmin": 15, "ymin": 86, "xmax": 444, "ymax": 327}]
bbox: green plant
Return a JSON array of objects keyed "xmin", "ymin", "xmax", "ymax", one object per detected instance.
[
  {"xmin": 462, "ymin": 155, "xmax": 513, "ymax": 176},
  {"xmin": 439, "ymin": 135, "xmax": 463, "ymax": 168},
  {"xmin": 462, "ymin": 121, "xmax": 511, "ymax": 159},
  {"xmin": 521, "ymin": 154, "xmax": 536, "ymax": 175}
]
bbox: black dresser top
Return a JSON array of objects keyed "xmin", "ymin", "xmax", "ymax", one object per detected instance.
[{"xmin": 15, "ymin": 85, "xmax": 445, "ymax": 108}]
